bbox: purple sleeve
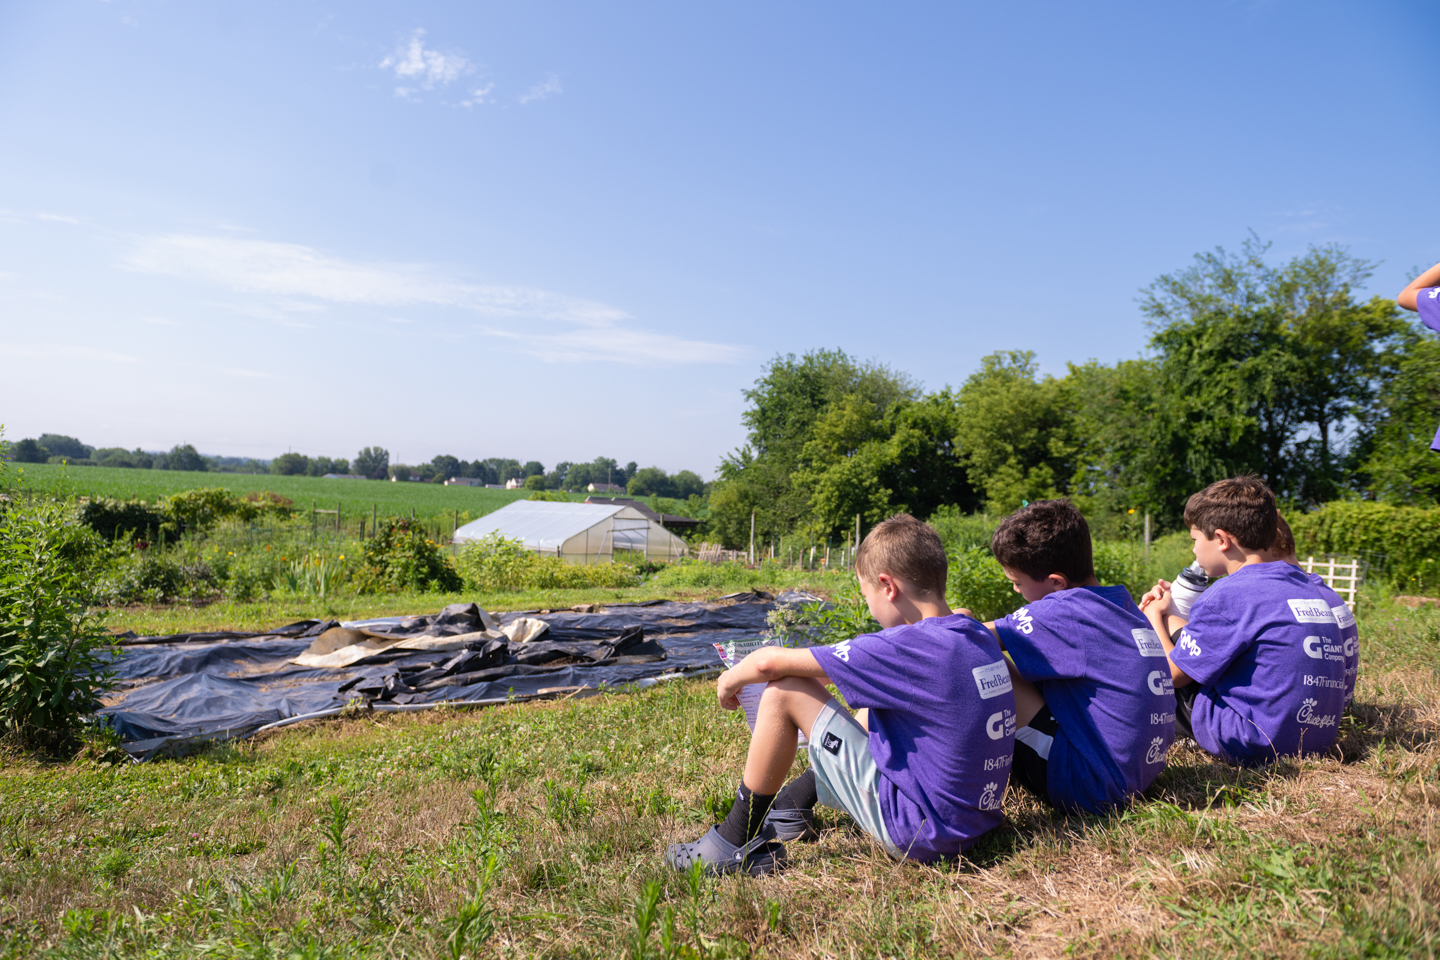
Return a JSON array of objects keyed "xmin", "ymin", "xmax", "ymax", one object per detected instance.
[
  {"xmin": 995, "ymin": 602, "xmax": 1084, "ymax": 682},
  {"xmin": 1171, "ymin": 604, "xmax": 1245, "ymax": 687},
  {"xmin": 1417, "ymin": 287, "xmax": 1440, "ymax": 334},
  {"xmin": 811, "ymin": 631, "xmax": 920, "ymax": 712}
]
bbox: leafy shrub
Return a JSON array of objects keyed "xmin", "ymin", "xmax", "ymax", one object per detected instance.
[
  {"xmin": 768, "ymin": 581, "xmax": 879, "ymax": 647},
  {"xmin": 79, "ymin": 497, "xmax": 167, "ymax": 542},
  {"xmin": 156, "ymin": 488, "xmax": 297, "ymax": 536},
  {"xmin": 1290, "ymin": 502, "xmax": 1440, "ymax": 593},
  {"xmin": 354, "ymin": 519, "xmax": 463, "ymax": 593},
  {"xmin": 1092, "ymin": 542, "xmax": 1150, "ymax": 603},
  {"xmin": 456, "ymin": 533, "xmax": 640, "ymax": 592},
  {"xmin": 275, "ymin": 554, "xmax": 350, "ymax": 598},
  {"xmin": 0, "ymin": 500, "xmax": 116, "ymax": 755},
  {"xmin": 928, "ymin": 505, "xmax": 998, "ymax": 553},
  {"xmin": 947, "ymin": 546, "xmax": 1022, "ymax": 621},
  {"xmin": 97, "ymin": 552, "xmax": 223, "ymax": 604},
  {"xmin": 648, "ymin": 559, "xmax": 759, "ymax": 590}
]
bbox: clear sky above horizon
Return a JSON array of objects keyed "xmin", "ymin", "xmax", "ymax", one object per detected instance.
[{"xmin": 3, "ymin": 0, "xmax": 1437, "ymax": 477}]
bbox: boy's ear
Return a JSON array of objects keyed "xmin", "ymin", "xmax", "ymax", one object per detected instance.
[
  {"xmin": 1211, "ymin": 528, "xmax": 1238, "ymax": 552},
  {"xmin": 1047, "ymin": 573, "xmax": 1071, "ymax": 591}
]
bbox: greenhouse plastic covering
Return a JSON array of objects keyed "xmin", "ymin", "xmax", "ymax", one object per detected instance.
[
  {"xmin": 98, "ymin": 591, "xmax": 818, "ymax": 760},
  {"xmin": 451, "ymin": 500, "xmax": 688, "ymax": 561}
]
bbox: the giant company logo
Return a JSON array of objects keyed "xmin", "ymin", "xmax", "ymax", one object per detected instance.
[
  {"xmin": 1345, "ymin": 635, "xmax": 1357, "ymax": 657},
  {"xmin": 1303, "ymin": 636, "xmax": 1325, "ymax": 659},
  {"xmin": 1144, "ymin": 736, "xmax": 1168, "ymax": 765},
  {"xmin": 1132, "ymin": 628, "xmax": 1165, "ymax": 657},
  {"xmin": 1148, "ymin": 670, "xmax": 1174, "ymax": 696},
  {"xmin": 1288, "ymin": 599, "xmax": 1336, "ymax": 624},
  {"xmin": 1296, "ymin": 698, "xmax": 1337, "ymax": 729},
  {"xmin": 973, "ymin": 660, "xmax": 1014, "ymax": 700},
  {"xmin": 978, "ymin": 782, "xmax": 1003, "ymax": 811},
  {"xmin": 986, "ymin": 708, "xmax": 1017, "ymax": 740},
  {"xmin": 1010, "ymin": 607, "xmax": 1035, "ymax": 635}
]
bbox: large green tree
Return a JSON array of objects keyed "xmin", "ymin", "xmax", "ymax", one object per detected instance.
[{"xmin": 1355, "ymin": 328, "xmax": 1440, "ymax": 505}]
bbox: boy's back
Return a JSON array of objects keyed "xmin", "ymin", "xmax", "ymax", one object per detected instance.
[
  {"xmin": 811, "ymin": 613, "xmax": 1015, "ymax": 861},
  {"xmin": 996, "ymin": 585, "xmax": 1175, "ymax": 813},
  {"xmin": 1177, "ymin": 562, "xmax": 1346, "ymax": 764},
  {"xmin": 1304, "ymin": 572, "xmax": 1358, "ymax": 705}
]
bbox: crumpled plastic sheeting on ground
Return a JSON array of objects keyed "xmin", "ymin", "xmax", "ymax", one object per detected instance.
[{"xmin": 98, "ymin": 591, "xmax": 811, "ymax": 759}]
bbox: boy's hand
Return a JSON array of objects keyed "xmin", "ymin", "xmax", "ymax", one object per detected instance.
[
  {"xmin": 716, "ymin": 668, "xmax": 745, "ymax": 710},
  {"xmin": 1139, "ymin": 579, "xmax": 1171, "ymax": 612}
]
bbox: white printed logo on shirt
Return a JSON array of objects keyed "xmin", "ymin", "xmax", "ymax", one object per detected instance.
[
  {"xmin": 1332, "ymin": 604, "xmax": 1356, "ymax": 630},
  {"xmin": 1296, "ymin": 698, "xmax": 1337, "ymax": 729},
  {"xmin": 1148, "ymin": 670, "xmax": 1174, "ymax": 696},
  {"xmin": 832, "ymin": 639, "xmax": 852, "ymax": 663},
  {"xmin": 986, "ymin": 708, "xmax": 1016, "ymax": 740},
  {"xmin": 1303, "ymin": 636, "xmax": 1325, "ymax": 659},
  {"xmin": 1344, "ymin": 635, "xmax": 1358, "ymax": 658},
  {"xmin": 1288, "ymin": 599, "xmax": 1336, "ymax": 624},
  {"xmin": 1010, "ymin": 607, "xmax": 1035, "ymax": 636},
  {"xmin": 1176, "ymin": 630, "xmax": 1201, "ymax": 657},
  {"xmin": 1132, "ymin": 628, "xmax": 1165, "ymax": 657},
  {"xmin": 972, "ymin": 660, "xmax": 1014, "ymax": 700},
  {"xmin": 1144, "ymin": 735, "xmax": 1168, "ymax": 765},
  {"xmin": 978, "ymin": 781, "xmax": 1003, "ymax": 811}
]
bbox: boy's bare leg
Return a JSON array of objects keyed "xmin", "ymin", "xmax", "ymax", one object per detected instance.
[
  {"xmin": 742, "ymin": 676, "xmax": 832, "ymax": 794},
  {"xmin": 1005, "ymin": 658, "xmax": 1046, "ymax": 727}
]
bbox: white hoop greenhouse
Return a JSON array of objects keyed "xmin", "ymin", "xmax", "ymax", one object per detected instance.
[{"xmin": 452, "ymin": 500, "xmax": 690, "ymax": 564}]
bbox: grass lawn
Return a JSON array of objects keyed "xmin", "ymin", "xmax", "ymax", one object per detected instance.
[
  {"xmin": 2, "ymin": 594, "xmax": 1437, "ymax": 958},
  {"xmin": 14, "ymin": 463, "xmax": 539, "ymax": 527}
]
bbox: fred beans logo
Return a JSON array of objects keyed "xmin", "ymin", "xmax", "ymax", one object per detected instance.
[
  {"xmin": 1296, "ymin": 698, "xmax": 1338, "ymax": 729},
  {"xmin": 1176, "ymin": 630, "xmax": 1201, "ymax": 657},
  {"xmin": 1148, "ymin": 670, "xmax": 1174, "ymax": 696},
  {"xmin": 972, "ymin": 660, "xmax": 1014, "ymax": 700},
  {"xmin": 1132, "ymin": 628, "xmax": 1166, "ymax": 657},
  {"xmin": 986, "ymin": 708, "xmax": 1017, "ymax": 741},
  {"xmin": 1144, "ymin": 736, "xmax": 1169, "ymax": 765},
  {"xmin": 1010, "ymin": 607, "xmax": 1036, "ymax": 636},
  {"xmin": 1332, "ymin": 604, "xmax": 1356, "ymax": 630},
  {"xmin": 831, "ymin": 639, "xmax": 853, "ymax": 663},
  {"xmin": 1288, "ymin": 599, "xmax": 1337, "ymax": 624},
  {"xmin": 978, "ymin": 782, "xmax": 1003, "ymax": 811}
]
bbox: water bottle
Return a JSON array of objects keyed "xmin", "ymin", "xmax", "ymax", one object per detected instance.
[{"xmin": 1169, "ymin": 562, "xmax": 1210, "ymax": 618}]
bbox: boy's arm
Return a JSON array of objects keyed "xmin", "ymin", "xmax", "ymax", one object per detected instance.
[
  {"xmin": 1398, "ymin": 260, "xmax": 1440, "ymax": 311},
  {"xmin": 1142, "ymin": 596, "xmax": 1196, "ymax": 687},
  {"xmin": 716, "ymin": 647, "xmax": 830, "ymax": 710}
]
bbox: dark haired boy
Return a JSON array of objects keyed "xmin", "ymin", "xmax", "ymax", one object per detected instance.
[
  {"xmin": 1397, "ymin": 258, "xmax": 1440, "ymax": 454},
  {"xmin": 978, "ymin": 499, "xmax": 1174, "ymax": 814},
  {"xmin": 1142, "ymin": 477, "xmax": 1346, "ymax": 765},
  {"xmin": 665, "ymin": 514, "xmax": 1015, "ymax": 874}
]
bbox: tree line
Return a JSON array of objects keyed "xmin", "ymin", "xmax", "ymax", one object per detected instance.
[
  {"xmin": 706, "ymin": 237, "xmax": 1440, "ymax": 549},
  {"xmin": 4, "ymin": 436, "xmax": 710, "ymax": 500}
]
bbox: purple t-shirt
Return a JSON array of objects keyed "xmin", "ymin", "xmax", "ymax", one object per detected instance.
[
  {"xmin": 1175, "ymin": 562, "xmax": 1346, "ymax": 765},
  {"xmin": 812, "ymin": 614, "xmax": 1015, "ymax": 861},
  {"xmin": 996, "ymin": 585, "xmax": 1175, "ymax": 814},
  {"xmin": 1306, "ymin": 571, "xmax": 1358, "ymax": 705},
  {"xmin": 1416, "ymin": 286, "xmax": 1440, "ymax": 451}
]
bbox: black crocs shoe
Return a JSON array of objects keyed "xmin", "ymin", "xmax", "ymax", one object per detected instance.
[
  {"xmin": 664, "ymin": 824, "xmax": 787, "ymax": 876},
  {"xmin": 764, "ymin": 806, "xmax": 820, "ymax": 842}
]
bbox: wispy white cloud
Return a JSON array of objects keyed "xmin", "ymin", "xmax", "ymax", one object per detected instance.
[
  {"xmin": 36, "ymin": 212, "xmax": 79, "ymax": 224},
  {"xmin": 519, "ymin": 74, "xmax": 562, "ymax": 104},
  {"xmin": 120, "ymin": 233, "xmax": 743, "ymax": 365},
  {"xmin": 379, "ymin": 29, "xmax": 469, "ymax": 95},
  {"xmin": 460, "ymin": 82, "xmax": 495, "ymax": 108}
]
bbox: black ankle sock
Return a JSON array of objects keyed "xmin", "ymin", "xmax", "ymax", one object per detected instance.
[
  {"xmin": 774, "ymin": 769, "xmax": 818, "ymax": 811},
  {"xmin": 716, "ymin": 781, "xmax": 776, "ymax": 846}
]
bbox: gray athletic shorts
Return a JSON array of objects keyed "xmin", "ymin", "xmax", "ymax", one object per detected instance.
[{"xmin": 807, "ymin": 699, "xmax": 904, "ymax": 859}]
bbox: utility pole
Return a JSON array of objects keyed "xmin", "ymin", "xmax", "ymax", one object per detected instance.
[
  {"xmin": 1144, "ymin": 512, "xmax": 1152, "ymax": 562},
  {"xmin": 855, "ymin": 513, "xmax": 861, "ymax": 551}
]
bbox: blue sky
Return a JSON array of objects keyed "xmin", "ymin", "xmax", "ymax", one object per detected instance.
[{"xmin": 2, "ymin": 0, "xmax": 1436, "ymax": 476}]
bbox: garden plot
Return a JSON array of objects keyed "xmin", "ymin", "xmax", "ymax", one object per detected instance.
[{"xmin": 100, "ymin": 591, "xmax": 814, "ymax": 759}]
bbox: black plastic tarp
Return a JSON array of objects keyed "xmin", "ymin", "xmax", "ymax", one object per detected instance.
[{"xmin": 99, "ymin": 591, "xmax": 811, "ymax": 759}]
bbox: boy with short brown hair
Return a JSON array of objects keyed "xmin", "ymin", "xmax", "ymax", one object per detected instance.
[
  {"xmin": 1142, "ymin": 477, "xmax": 1347, "ymax": 765},
  {"xmin": 982, "ymin": 499, "xmax": 1174, "ymax": 814},
  {"xmin": 664, "ymin": 514, "xmax": 1015, "ymax": 874}
]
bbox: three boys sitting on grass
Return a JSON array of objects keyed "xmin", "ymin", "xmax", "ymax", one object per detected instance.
[{"xmin": 667, "ymin": 475, "xmax": 1353, "ymax": 874}]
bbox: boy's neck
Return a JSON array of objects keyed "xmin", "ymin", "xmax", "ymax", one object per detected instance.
[
  {"xmin": 897, "ymin": 596, "xmax": 952, "ymax": 624},
  {"xmin": 1220, "ymin": 551, "xmax": 1267, "ymax": 576}
]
